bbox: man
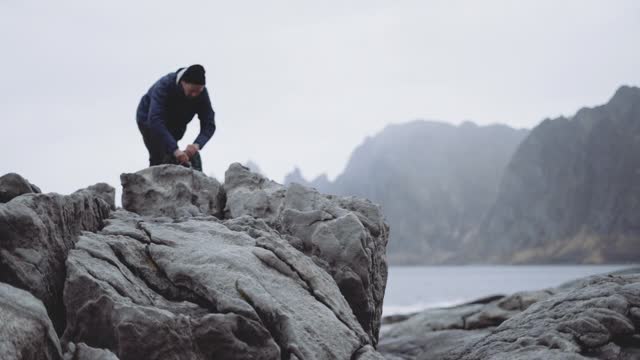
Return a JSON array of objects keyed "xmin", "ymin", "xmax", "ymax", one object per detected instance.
[{"xmin": 136, "ymin": 64, "xmax": 216, "ymax": 171}]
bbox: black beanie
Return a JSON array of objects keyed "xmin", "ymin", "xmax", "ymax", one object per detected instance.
[{"xmin": 181, "ymin": 64, "xmax": 206, "ymax": 85}]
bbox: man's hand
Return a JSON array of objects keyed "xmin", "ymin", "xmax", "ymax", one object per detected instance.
[
  {"xmin": 185, "ymin": 144, "xmax": 200, "ymax": 158},
  {"xmin": 174, "ymin": 149, "xmax": 189, "ymax": 164}
]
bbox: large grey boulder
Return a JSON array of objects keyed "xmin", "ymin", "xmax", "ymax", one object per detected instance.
[
  {"xmin": 0, "ymin": 172, "xmax": 41, "ymax": 203},
  {"xmin": 379, "ymin": 271, "xmax": 640, "ymax": 360},
  {"xmin": 62, "ymin": 208, "xmax": 382, "ymax": 359},
  {"xmin": 0, "ymin": 282, "xmax": 63, "ymax": 360},
  {"xmin": 121, "ymin": 165, "xmax": 224, "ymax": 218},
  {"xmin": 224, "ymin": 163, "xmax": 390, "ymax": 344},
  {"xmin": 0, "ymin": 184, "xmax": 113, "ymax": 333}
]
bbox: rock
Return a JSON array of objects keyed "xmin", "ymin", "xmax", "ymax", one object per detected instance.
[
  {"xmin": 87, "ymin": 183, "xmax": 116, "ymax": 211},
  {"xmin": 380, "ymin": 329, "xmax": 490, "ymax": 360},
  {"xmin": 0, "ymin": 172, "xmax": 41, "ymax": 203},
  {"xmin": 224, "ymin": 163, "xmax": 389, "ymax": 344},
  {"xmin": 379, "ymin": 271, "xmax": 640, "ymax": 360},
  {"xmin": 63, "ymin": 343, "xmax": 120, "ymax": 360},
  {"xmin": 61, "ymin": 209, "xmax": 380, "ymax": 359},
  {"xmin": 0, "ymin": 184, "xmax": 113, "ymax": 333},
  {"xmin": 0, "ymin": 282, "xmax": 63, "ymax": 360},
  {"xmin": 455, "ymin": 272, "xmax": 640, "ymax": 359},
  {"xmin": 121, "ymin": 165, "xmax": 224, "ymax": 218}
]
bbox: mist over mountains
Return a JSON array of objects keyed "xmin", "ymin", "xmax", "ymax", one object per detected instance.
[
  {"xmin": 470, "ymin": 85, "xmax": 640, "ymax": 264},
  {"xmin": 285, "ymin": 121, "xmax": 528, "ymax": 264},
  {"xmin": 283, "ymin": 85, "xmax": 640, "ymax": 265}
]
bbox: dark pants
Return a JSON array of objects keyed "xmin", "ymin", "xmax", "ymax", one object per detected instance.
[{"xmin": 137, "ymin": 122, "xmax": 203, "ymax": 171}]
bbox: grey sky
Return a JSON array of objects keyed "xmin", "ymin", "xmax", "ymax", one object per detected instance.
[{"xmin": 1, "ymin": 0, "xmax": 639, "ymax": 197}]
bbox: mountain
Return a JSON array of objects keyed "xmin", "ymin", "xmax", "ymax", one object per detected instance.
[
  {"xmin": 285, "ymin": 120, "xmax": 529, "ymax": 264},
  {"xmin": 283, "ymin": 167, "xmax": 332, "ymax": 193},
  {"xmin": 470, "ymin": 86, "xmax": 640, "ymax": 263}
]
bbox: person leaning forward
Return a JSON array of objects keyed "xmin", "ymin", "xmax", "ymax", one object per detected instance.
[{"xmin": 136, "ymin": 64, "xmax": 216, "ymax": 171}]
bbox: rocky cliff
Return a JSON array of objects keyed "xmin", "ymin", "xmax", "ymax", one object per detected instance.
[
  {"xmin": 0, "ymin": 164, "xmax": 389, "ymax": 359},
  {"xmin": 471, "ymin": 86, "xmax": 640, "ymax": 264}
]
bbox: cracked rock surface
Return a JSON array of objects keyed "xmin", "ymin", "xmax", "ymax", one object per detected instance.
[
  {"xmin": 224, "ymin": 163, "xmax": 390, "ymax": 344},
  {"xmin": 121, "ymin": 165, "xmax": 224, "ymax": 218},
  {"xmin": 62, "ymin": 209, "xmax": 380, "ymax": 359},
  {"xmin": 0, "ymin": 282, "xmax": 62, "ymax": 360},
  {"xmin": 379, "ymin": 271, "xmax": 640, "ymax": 360},
  {"xmin": 0, "ymin": 181, "xmax": 113, "ymax": 333}
]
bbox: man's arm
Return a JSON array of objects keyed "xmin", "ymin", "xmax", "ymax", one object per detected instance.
[
  {"xmin": 147, "ymin": 80, "xmax": 179, "ymax": 154},
  {"xmin": 193, "ymin": 89, "xmax": 216, "ymax": 150}
]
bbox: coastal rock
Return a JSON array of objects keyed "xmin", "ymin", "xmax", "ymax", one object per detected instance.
[
  {"xmin": 62, "ymin": 211, "xmax": 377, "ymax": 359},
  {"xmin": 224, "ymin": 163, "xmax": 389, "ymax": 344},
  {"xmin": 0, "ymin": 282, "xmax": 63, "ymax": 360},
  {"xmin": 121, "ymin": 165, "xmax": 224, "ymax": 218},
  {"xmin": 379, "ymin": 271, "xmax": 640, "ymax": 360},
  {"xmin": 0, "ymin": 172, "xmax": 41, "ymax": 203},
  {"xmin": 0, "ymin": 184, "xmax": 113, "ymax": 333},
  {"xmin": 456, "ymin": 272, "xmax": 640, "ymax": 359},
  {"xmin": 63, "ymin": 343, "xmax": 120, "ymax": 360}
]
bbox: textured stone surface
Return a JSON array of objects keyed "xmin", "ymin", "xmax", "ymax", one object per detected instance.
[
  {"xmin": 63, "ymin": 343, "xmax": 120, "ymax": 360},
  {"xmin": 0, "ymin": 185, "xmax": 113, "ymax": 333},
  {"xmin": 0, "ymin": 282, "xmax": 63, "ymax": 360},
  {"xmin": 224, "ymin": 162, "xmax": 389, "ymax": 344},
  {"xmin": 380, "ymin": 271, "xmax": 640, "ymax": 360},
  {"xmin": 121, "ymin": 165, "xmax": 224, "ymax": 218},
  {"xmin": 62, "ymin": 209, "xmax": 379, "ymax": 359},
  {"xmin": 0, "ymin": 172, "xmax": 41, "ymax": 203}
]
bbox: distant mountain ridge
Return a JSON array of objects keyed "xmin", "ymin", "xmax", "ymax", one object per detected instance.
[
  {"xmin": 469, "ymin": 85, "xmax": 640, "ymax": 264},
  {"xmin": 285, "ymin": 120, "xmax": 529, "ymax": 264},
  {"xmin": 284, "ymin": 85, "xmax": 640, "ymax": 265}
]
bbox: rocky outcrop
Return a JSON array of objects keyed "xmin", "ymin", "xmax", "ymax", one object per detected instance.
[
  {"xmin": 121, "ymin": 165, "xmax": 224, "ymax": 218},
  {"xmin": 472, "ymin": 86, "xmax": 640, "ymax": 264},
  {"xmin": 0, "ymin": 282, "xmax": 63, "ymax": 360},
  {"xmin": 224, "ymin": 163, "xmax": 389, "ymax": 344},
  {"xmin": 0, "ymin": 181, "xmax": 113, "ymax": 333},
  {"xmin": 0, "ymin": 173, "xmax": 41, "ymax": 203},
  {"xmin": 379, "ymin": 269, "xmax": 640, "ymax": 360},
  {"xmin": 49, "ymin": 163, "xmax": 387, "ymax": 359}
]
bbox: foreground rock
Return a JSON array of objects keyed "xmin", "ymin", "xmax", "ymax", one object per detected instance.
[
  {"xmin": 0, "ymin": 282, "xmax": 62, "ymax": 360},
  {"xmin": 379, "ymin": 270, "xmax": 640, "ymax": 359},
  {"xmin": 121, "ymin": 165, "xmax": 223, "ymax": 218},
  {"xmin": 224, "ymin": 163, "xmax": 389, "ymax": 344},
  {"xmin": 57, "ymin": 164, "xmax": 387, "ymax": 359},
  {"xmin": 0, "ymin": 173, "xmax": 41, "ymax": 203},
  {"xmin": 0, "ymin": 181, "xmax": 113, "ymax": 333}
]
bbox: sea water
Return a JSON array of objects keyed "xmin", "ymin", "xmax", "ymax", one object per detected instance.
[{"xmin": 382, "ymin": 265, "xmax": 634, "ymax": 316}]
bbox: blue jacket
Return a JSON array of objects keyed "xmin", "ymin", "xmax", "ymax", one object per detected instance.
[{"xmin": 136, "ymin": 69, "xmax": 216, "ymax": 154}]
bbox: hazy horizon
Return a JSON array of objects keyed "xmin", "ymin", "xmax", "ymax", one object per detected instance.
[{"xmin": 1, "ymin": 1, "xmax": 639, "ymax": 194}]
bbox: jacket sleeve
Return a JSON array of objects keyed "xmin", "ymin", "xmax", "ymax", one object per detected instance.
[
  {"xmin": 147, "ymin": 79, "xmax": 179, "ymax": 154},
  {"xmin": 194, "ymin": 89, "xmax": 216, "ymax": 150}
]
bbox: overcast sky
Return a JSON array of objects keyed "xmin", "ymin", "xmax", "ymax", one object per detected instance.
[{"xmin": 1, "ymin": 0, "xmax": 639, "ymax": 197}]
